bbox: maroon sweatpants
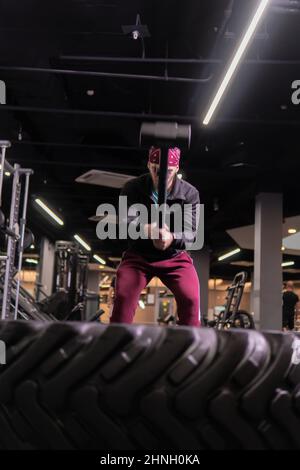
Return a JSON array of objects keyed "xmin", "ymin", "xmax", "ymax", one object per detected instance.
[{"xmin": 110, "ymin": 250, "xmax": 200, "ymax": 326}]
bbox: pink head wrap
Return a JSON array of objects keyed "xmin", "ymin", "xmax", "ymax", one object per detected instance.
[{"xmin": 148, "ymin": 147, "xmax": 181, "ymax": 167}]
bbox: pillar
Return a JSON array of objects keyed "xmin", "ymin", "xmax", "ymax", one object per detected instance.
[
  {"xmin": 191, "ymin": 247, "xmax": 210, "ymax": 323},
  {"xmin": 253, "ymin": 193, "xmax": 282, "ymax": 330}
]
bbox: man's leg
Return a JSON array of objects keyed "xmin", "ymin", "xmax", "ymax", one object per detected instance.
[
  {"xmin": 110, "ymin": 253, "xmax": 151, "ymax": 324},
  {"xmin": 282, "ymin": 311, "xmax": 289, "ymax": 330},
  {"xmin": 159, "ymin": 252, "xmax": 200, "ymax": 326},
  {"xmin": 288, "ymin": 312, "xmax": 295, "ymax": 330}
]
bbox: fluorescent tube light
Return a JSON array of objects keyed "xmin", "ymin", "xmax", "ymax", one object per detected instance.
[
  {"xmin": 35, "ymin": 198, "xmax": 64, "ymax": 226},
  {"xmin": 203, "ymin": 0, "xmax": 270, "ymax": 125},
  {"xmin": 74, "ymin": 234, "xmax": 91, "ymax": 251},
  {"xmin": 218, "ymin": 248, "xmax": 241, "ymax": 261},
  {"xmin": 93, "ymin": 254, "xmax": 106, "ymax": 265}
]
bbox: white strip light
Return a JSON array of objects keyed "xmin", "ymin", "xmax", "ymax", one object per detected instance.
[
  {"xmin": 218, "ymin": 248, "xmax": 241, "ymax": 261},
  {"xmin": 203, "ymin": 0, "xmax": 270, "ymax": 126},
  {"xmin": 25, "ymin": 258, "xmax": 38, "ymax": 265},
  {"xmin": 139, "ymin": 300, "xmax": 146, "ymax": 309},
  {"xmin": 282, "ymin": 261, "xmax": 295, "ymax": 267},
  {"xmin": 93, "ymin": 254, "xmax": 106, "ymax": 265},
  {"xmin": 35, "ymin": 198, "xmax": 64, "ymax": 226},
  {"xmin": 74, "ymin": 234, "xmax": 91, "ymax": 251}
]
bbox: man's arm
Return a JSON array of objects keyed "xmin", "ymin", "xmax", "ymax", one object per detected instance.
[
  {"xmin": 171, "ymin": 187, "xmax": 200, "ymax": 250},
  {"xmin": 152, "ymin": 186, "xmax": 200, "ymax": 251}
]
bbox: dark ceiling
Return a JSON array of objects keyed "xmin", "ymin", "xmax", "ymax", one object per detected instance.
[{"xmin": 1, "ymin": 0, "xmax": 300, "ymax": 277}]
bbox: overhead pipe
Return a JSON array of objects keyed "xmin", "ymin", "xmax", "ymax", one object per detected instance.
[
  {"xmin": 0, "ymin": 105, "xmax": 195, "ymax": 121},
  {"xmin": 0, "ymin": 65, "xmax": 212, "ymax": 84},
  {"xmin": 271, "ymin": 0, "xmax": 300, "ymax": 12},
  {"xmin": 1, "ymin": 106, "xmax": 300, "ymax": 126},
  {"xmin": 11, "ymin": 140, "xmax": 144, "ymax": 152},
  {"xmin": 59, "ymin": 55, "xmax": 223, "ymax": 64},
  {"xmin": 58, "ymin": 56, "xmax": 300, "ymax": 65},
  {"xmin": 0, "ymin": 57, "xmax": 299, "ymax": 90},
  {"xmin": 11, "ymin": 157, "xmax": 143, "ymax": 170}
]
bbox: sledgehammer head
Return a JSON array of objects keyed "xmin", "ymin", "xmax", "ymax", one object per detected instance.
[
  {"xmin": 0, "ymin": 140, "xmax": 11, "ymax": 149},
  {"xmin": 140, "ymin": 122, "xmax": 191, "ymax": 149}
]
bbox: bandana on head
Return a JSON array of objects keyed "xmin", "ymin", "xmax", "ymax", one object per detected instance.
[{"xmin": 148, "ymin": 147, "xmax": 181, "ymax": 167}]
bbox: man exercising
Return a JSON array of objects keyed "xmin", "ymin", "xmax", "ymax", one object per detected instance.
[{"xmin": 110, "ymin": 146, "xmax": 201, "ymax": 326}]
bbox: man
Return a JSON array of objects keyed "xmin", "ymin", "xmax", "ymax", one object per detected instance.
[
  {"xmin": 282, "ymin": 281, "xmax": 299, "ymax": 331},
  {"xmin": 110, "ymin": 146, "xmax": 201, "ymax": 326}
]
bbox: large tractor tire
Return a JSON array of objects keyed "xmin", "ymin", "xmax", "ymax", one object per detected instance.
[{"xmin": 0, "ymin": 320, "xmax": 300, "ymax": 450}]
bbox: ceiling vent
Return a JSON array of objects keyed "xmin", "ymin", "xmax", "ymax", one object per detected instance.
[{"xmin": 75, "ymin": 170, "xmax": 135, "ymax": 188}]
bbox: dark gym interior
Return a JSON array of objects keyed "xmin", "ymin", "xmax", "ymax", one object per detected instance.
[{"xmin": 1, "ymin": 0, "xmax": 300, "ymax": 453}]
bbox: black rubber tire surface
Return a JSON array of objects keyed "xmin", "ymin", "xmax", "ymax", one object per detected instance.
[{"xmin": 0, "ymin": 320, "xmax": 300, "ymax": 450}]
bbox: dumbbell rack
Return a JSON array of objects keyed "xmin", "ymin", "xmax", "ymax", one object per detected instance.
[{"xmin": 0, "ymin": 141, "xmax": 33, "ymax": 320}]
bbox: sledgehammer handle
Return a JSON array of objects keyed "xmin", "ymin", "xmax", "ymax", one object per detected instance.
[{"xmin": 157, "ymin": 148, "xmax": 168, "ymax": 229}]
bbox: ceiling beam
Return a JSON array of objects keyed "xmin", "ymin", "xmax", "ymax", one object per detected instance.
[{"xmin": 1, "ymin": 106, "xmax": 300, "ymax": 126}]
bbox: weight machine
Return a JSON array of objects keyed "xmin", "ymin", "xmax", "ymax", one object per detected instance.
[{"xmin": 0, "ymin": 140, "xmax": 34, "ymax": 320}]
